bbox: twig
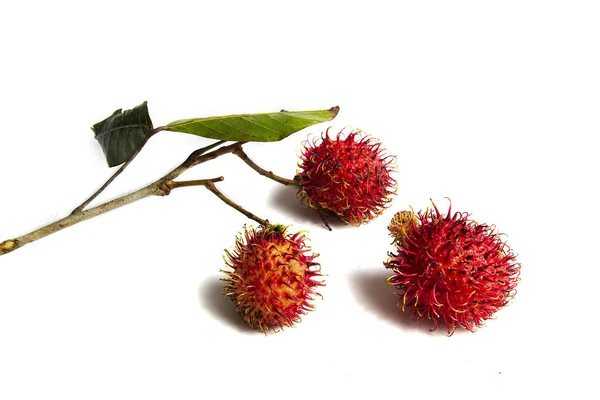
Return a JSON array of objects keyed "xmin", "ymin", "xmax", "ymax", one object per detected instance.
[
  {"xmin": 231, "ymin": 148, "xmax": 332, "ymax": 230},
  {"xmin": 202, "ymin": 181, "xmax": 268, "ymax": 226},
  {"xmin": 166, "ymin": 177, "xmax": 224, "ymax": 190},
  {"xmin": 2, "ymin": 184, "xmax": 164, "ymax": 255},
  {"xmin": 317, "ymin": 209, "xmax": 333, "ymax": 231},
  {"xmin": 71, "ymin": 134, "xmax": 153, "ymax": 214},
  {"xmin": 70, "ymin": 136, "xmax": 225, "ymax": 214},
  {"xmin": 166, "ymin": 177, "xmax": 267, "ymax": 224},
  {"xmin": 233, "ymin": 147, "xmax": 299, "ymax": 186},
  {"xmin": 1, "ymin": 141, "xmax": 256, "ymax": 257}
]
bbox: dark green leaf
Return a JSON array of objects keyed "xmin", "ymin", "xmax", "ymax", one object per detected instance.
[
  {"xmin": 165, "ymin": 106, "xmax": 339, "ymax": 142},
  {"xmin": 92, "ymin": 101, "xmax": 153, "ymax": 167}
]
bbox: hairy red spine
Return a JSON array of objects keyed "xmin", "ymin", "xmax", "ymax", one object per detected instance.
[
  {"xmin": 296, "ymin": 129, "xmax": 396, "ymax": 226},
  {"xmin": 386, "ymin": 203, "xmax": 521, "ymax": 333},
  {"xmin": 222, "ymin": 224, "xmax": 323, "ymax": 333}
]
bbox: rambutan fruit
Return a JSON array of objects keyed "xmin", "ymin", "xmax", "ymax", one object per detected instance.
[
  {"xmin": 296, "ymin": 129, "xmax": 396, "ymax": 226},
  {"xmin": 221, "ymin": 224, "xmax": 323, "ymax": 333},
  {"xmin": 385, "ymin": 202, "xmax": 521, "ymax": 333}
]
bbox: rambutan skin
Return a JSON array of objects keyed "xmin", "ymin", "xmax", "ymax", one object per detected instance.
[
  {"xmin": 296, "ymin": 129, "xmax": 396, "ymax": 226},
  {"xmin": 221, "ymin": 224, "xmax": 323, "ymax": 333},
  {"xmin": 385, "ymin": 203, "xmax": 521, "ymax": 333}
]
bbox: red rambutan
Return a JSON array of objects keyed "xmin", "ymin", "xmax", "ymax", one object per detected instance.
[
  {"xmin": 221, "ymin": 224, "xmax": 324, "ymax": 333},
  {"xmin": 296, "ymin": 129, "xmax": 396, "ymax": 226},
  {"xmin": 385, "ymin": 202, "xmax": 520, "ymax": 333}
]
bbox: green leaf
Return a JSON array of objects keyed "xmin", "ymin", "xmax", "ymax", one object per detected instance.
[
  {"xmin": 165, "ymin": 106, "xmax": 340, "ymax": 142},
  {"xmin": 92, "ymin": 101, "xmax": 153, "ymax": 167}
]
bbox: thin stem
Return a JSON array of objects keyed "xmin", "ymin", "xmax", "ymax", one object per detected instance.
[
  {"xmin": 71, "ymin": 137, "xmax": 225, "ymax": 215},
  {"xmin": 169, "ymin": 140, "xmax": 233, "ymax": 177},
  {"xmin": 1, "ymin": 141, "xmax": 256, "ymax": 257},
  {"xmin": 2, "ymin": 184, "xmax": 165, "ymax": 256},
  {"xmin": 71, "ymin": 134, "xmax": 154, "ymax": 214},
  {"xmin": 202, "ymin": 181, "xmax": 268, "ymax": 226},
  {"xmin": 233, "ymin": 147, "xmax": 299, "ymax": 186},
  {"xmin": 317, "ymin": 209, "xmax": 333, "ymax": 231},
  {"xmin": 166, "ymin": 176, "xmax": 268, "ymax": 225},
  {"xmin": 167, "ymin": 177, "xmax": 224, "ymax": 190},
  {"xmin": 151, "ymin": 126, "xmax": 167, "ymax": 134}
]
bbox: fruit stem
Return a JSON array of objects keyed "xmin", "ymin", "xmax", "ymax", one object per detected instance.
[
  {"xmin": 317, "ymin": 209, "xmax": 333, "ymax": 231},
  {"xmin": 202, "ymin": 181, "xmax": 269, "ymax": 226},
  {"xmin": 166, "ymin": 177, "xmax": 267, "ymax": 224},
  {"xmin": 233, "ymin": 147, "xmax": 299, "ymax": 187}
]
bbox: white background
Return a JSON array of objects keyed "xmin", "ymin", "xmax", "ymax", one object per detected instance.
[{"xmin": 0, "ymin": 1, "xmax": 598, "ymax": 399}]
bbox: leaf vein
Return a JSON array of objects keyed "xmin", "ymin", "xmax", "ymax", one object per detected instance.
[{"xmin": 239, "ymin": 116, "xmax": 283, "ymax": 136}]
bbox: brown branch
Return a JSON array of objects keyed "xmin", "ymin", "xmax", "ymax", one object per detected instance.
[
  {"xmin": 70, "ymin": 137, "xmax": 225, "ymax": 215},
  {"xmin": 2, "ymin": 184, "xmax": 165, "ymax": 256},
  {"xmin": 166, "ymin": 177, "xmax": 224, "ymax": 190},
  {"xmin": 71, "ymin": 134, "xmax": 154, "ymax": 214},
  {"xmin": 317, "ymin": 209, "xmax": 333, "ymax": 231},
  {"xmin": 1, "ymin": 141, "xmax": 248, "ymax": 257},
  {"xmin": 202, "ymin": 181, "xmax": 268, "ymax": 226},
  {"xmin": 167, "ymin": 140, "xmax": 235, "ymax": 178},
  {"xmin": 233, "ymin": 147, "xmax": 299, "ymax": 187},
  {"xmin": 165, "ymin": 176, "xmax": 268, "ymax": 225}
]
